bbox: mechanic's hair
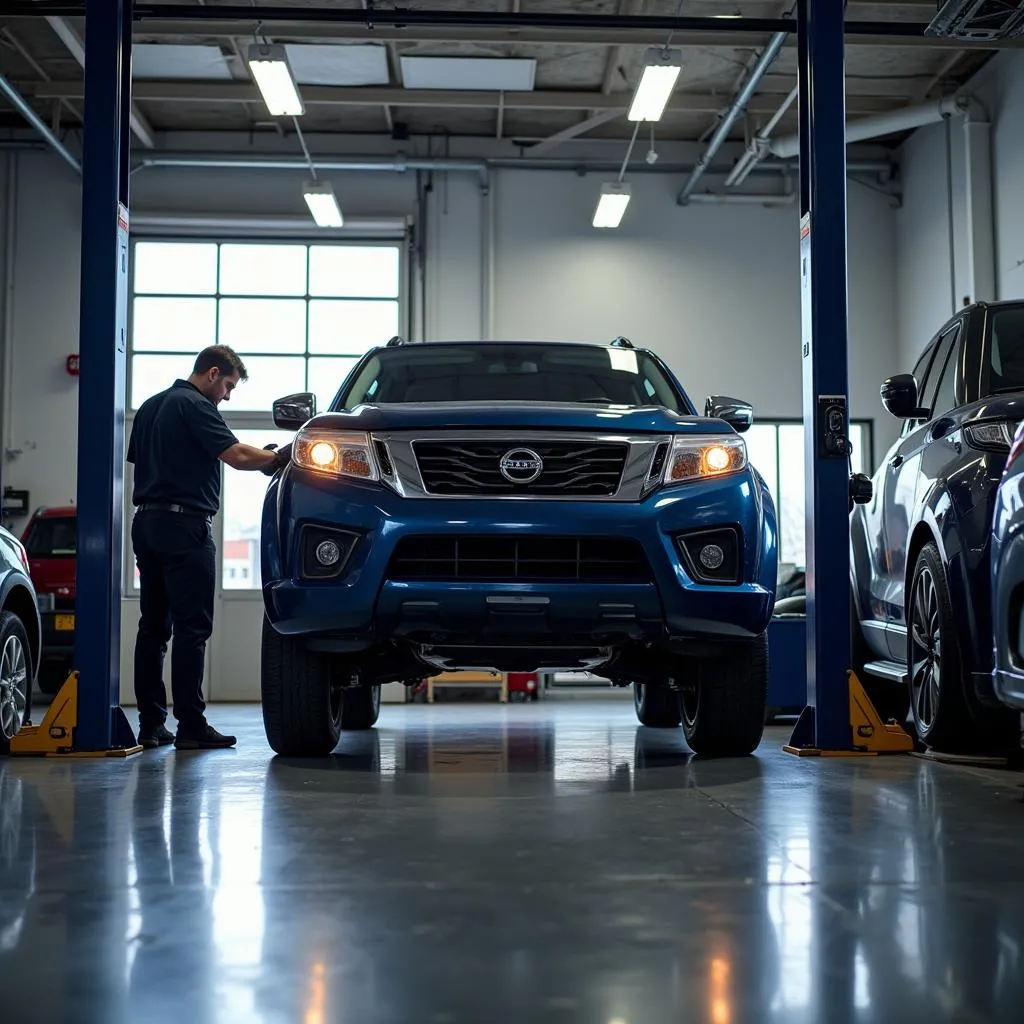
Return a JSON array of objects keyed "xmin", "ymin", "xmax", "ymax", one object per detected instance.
[{"xmin": 193, "ymin": 345, "xmax": 248, "ymax": 382}]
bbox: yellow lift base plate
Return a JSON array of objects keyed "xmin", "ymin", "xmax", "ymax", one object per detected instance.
[
  {"xmin": 9, "ymin": 672, "xmax": 143, "ymax": 758},
  {"xmin": 783, "ymin": 670, "xmax": 915, "ymax": 757}
]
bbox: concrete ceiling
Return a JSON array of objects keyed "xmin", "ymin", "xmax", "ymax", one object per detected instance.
[{"xmin": 0, "ymin": 1, "xmax": 1002, "ymax": 151}]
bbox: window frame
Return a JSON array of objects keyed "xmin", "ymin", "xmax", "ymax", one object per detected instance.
[
  {"xmin": 747, "ymin": 417, "xmax": 875, "ymax": 571},
  {"xmin": 124, "ymin": 235, "xmax": 408, "ymax": 598},
  {"xmin": 924, "ymin": 322, "xmax": 963, "ymax": 420}
]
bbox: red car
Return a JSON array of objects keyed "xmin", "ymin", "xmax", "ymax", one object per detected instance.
[{"xmin": 22, "ymin": 506, "xmax": 76, "ymax": 694}]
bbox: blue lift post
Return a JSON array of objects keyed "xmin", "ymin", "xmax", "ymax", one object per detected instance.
[
  {"xmin": 785, "ymin": 0, "xmax": 857, "ymax": 753},
  {"xmin": 73, "ymin": 0, "xmax": 138, "ymax": 753},
  {"xmin": 782, "ymin": 0, "xmax": 910, "ymax": 757}
]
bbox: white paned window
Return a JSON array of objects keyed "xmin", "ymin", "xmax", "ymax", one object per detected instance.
[
  {"xmin": 221, "ymin": 429, "xmax": 284, "ymax": 591},
  {"xmin": 129, "ymin": 240, "xmax": 401, "ymax": 412},
  {"xmin": 127, "ymin": 238, "xmax": 404, "ymax": 591},
  {"xmin": 746, "ymin": 420, "xmax": 873, "ymax": 571}
]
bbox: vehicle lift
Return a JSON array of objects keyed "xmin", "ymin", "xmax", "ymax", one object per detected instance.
[
  {"xmin": 10, "ymin": 0, "xmax": 140, "ymax": 757},
  {"xmin": 4, "ymin": 0, "xmax": 911, "ymax": 758}
]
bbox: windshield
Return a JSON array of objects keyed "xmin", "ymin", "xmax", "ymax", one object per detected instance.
[
  {"xmin": 25, "ymin": 517, "xmax": 76, "ymax": 557},
  {"xmin": 989, "ymin": 306, "xmax": 1024, "ymax": 393},
  {"xmin": 334, "ymin": 343, "xmax": 688, "ymax": 412}
]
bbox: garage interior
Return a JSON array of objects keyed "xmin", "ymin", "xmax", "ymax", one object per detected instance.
[{"xmin": 1, "ymin": 0, "xmax": 1024, "ymax": 1020}]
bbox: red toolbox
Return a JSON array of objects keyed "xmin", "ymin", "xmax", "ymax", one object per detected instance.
[{"xmin": 507, "ymin": 672, "xmax": 540, "ymax": 702}]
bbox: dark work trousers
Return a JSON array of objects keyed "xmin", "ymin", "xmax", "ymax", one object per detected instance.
[{"xmin": 132, "ymin": 509, "xmax": 216, "ymax": 732}]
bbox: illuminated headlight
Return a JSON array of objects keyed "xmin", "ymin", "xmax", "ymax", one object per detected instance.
[
  {"xmin": 293, "ymin": 429, "xmax": 379, "ymax": 480},
  {"xmin": 664, "ymin": 435, "xmax": 746, "ymax": 485},
  {"xmin": 964, "ymin": 422, "xmax": 1015, "ymax": 452}
]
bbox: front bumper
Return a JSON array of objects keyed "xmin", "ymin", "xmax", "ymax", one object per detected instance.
[{"xmin": 262, "ymin": 466, "xmax": 777, "ymax": 646}]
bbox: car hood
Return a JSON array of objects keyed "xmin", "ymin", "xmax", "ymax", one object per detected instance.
[{"xmin": 304, "ymin": 403, "xmax": 734, "ymax": 435}]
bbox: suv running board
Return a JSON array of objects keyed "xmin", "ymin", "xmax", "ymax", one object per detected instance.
[{"xmin": 862, "ymin": 660, "xmax": 907, "ymax": 685}]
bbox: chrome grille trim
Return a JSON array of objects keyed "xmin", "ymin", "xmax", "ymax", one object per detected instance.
[{"xmin": 370, "ymin": 431, "xmax": 672, "ymax": 501}]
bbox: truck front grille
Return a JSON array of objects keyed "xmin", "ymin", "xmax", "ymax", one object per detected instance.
[
  {"xmin": 387, "ymin": 536, "xmax": 652, "ymax": 583},
  {"xmin": 412, "ymin": 440, "xmax": 629, "ymax": 497}
]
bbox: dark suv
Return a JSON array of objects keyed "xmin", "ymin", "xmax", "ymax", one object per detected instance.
[{"xmin": 851, "ymin": 300, "xmax": 1024, "ymax": 752}]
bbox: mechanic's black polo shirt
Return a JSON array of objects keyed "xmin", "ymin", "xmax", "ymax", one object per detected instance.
[{"xmin": 127, "ymin": 379, "xmax": 238, "ymax": 516}]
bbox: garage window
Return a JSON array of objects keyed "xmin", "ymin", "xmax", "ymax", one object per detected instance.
[
  {"xmin": 745, "ymin": 420, "xmax": 873, "ymax": 569},
  {"xmin": 129, "ymin": 240, "xmax": 401, "ymax": 413},
  {"xmin": 127, "ymin": 238, "xmax": 404, "ymax": 592}
]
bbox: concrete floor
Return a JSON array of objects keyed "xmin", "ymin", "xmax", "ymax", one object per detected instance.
[{"xmin": 1, "ymin": 692, "xmax": 1023, "ymax": 1024}]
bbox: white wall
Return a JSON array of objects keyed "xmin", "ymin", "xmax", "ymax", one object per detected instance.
[
  {"xmin": 491, "ymin": 169, "xmax": 898, "ymax": 429},
  {"xmin": 897, "ymin": 50, "xmax": 1024, "ymax": 368},
  {"xmin": 0, "ymin": 144, "xmax": 901, "ymax": 702}
]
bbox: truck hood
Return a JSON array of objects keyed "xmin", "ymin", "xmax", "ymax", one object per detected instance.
[{"xmin": 305, "ymin": 403, "xmax": 733, "ymax": 435}]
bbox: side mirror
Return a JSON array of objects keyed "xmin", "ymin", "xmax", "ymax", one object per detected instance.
[
  {"xmin": 704, "ymin": 395, "xmax": 753, "ymax": 433},
  {"xmin": 880, "ymin": 374, "xmax": 927, "ymax": 419},
  {"xmin": 273, "ymin": 392, "xmax": 316, "ymax": 431}
]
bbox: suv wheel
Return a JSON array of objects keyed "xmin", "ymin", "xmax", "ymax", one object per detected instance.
[
  {"xmin": 0, "ymin": 611, "xmax": 31, "ymax": 754},
  {"xmin": 261, "ymin": 616, "xmax": 342, "ymax": 756},
  {"xmin": 633, "ymin": 681, "xmax": 682, "ymax": 727},
  {"xmin": 679, "ymin": 634, "xmax": 768, "ymax": 757},
  {"xmin": 908, "ymin": 543, "xmax": 1019, "ymax": 753},
  {"xmin": 340, "ymin": 684, "xmax": 381, "ymax": 731}
]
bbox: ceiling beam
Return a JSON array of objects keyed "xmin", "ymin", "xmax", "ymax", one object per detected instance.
[
  {"xmin": 43, "ymin": 15, "xmax": 155, "ymax": 148},
  {"xmin": 120, "ymin": 21, "xmax": 1019, "ymax": 51},
  {"xmin": 25, "ymin": 80, "xmax": 905, "ymax": 116},
  {"xmin": 524, "ymin": 110, "xmax": 625, "ymax": 156}
]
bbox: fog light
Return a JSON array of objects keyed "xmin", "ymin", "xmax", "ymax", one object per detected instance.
[
  {"xmin": 315, "ymin": 540, "xmax": 341, "ymax": 567},
  {"xmin": 699, "ymin": 544, "xmax": 725, "ymax": 571}
]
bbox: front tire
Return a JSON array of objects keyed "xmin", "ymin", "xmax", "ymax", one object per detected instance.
[
  {"xmin": 633, "ymin": 681, "xmax": 682, "ymax": 727},
  {"xmin": 261, "ymin": 616, "xmax": 342, "ymax": 756},
  {"xmin": 679, "ymin": 634, "xmax": 768, "ymax": 757},
  {"xmin": 0, "ymin": 611, "xmax": 32, "ymax": 755},
  {"xmin": 908, "ymin": 543, "xmax": 1018, "ymax": 753}
]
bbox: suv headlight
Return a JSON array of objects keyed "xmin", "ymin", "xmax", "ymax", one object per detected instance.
[
  {"xmin": 293, "ymin": 429, "xmax": 379, "ymax": 481},
  {"xmin": 664, "ymin": 435, "xmax": 747, "ymax": 485}
]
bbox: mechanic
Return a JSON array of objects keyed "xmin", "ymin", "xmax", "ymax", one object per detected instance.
[{"xmin": 127, "ymin": 345, "xmax": 286, "ymax": 750}]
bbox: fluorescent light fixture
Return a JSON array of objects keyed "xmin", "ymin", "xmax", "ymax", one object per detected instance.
[
  {"xmin": 247, "ymin": 42, "xmax": 304, "ymax": 117},
  {"xmin": 303, "ymin": 181, "xmax": 344, "ymax": 228},
  {"xmin": 628, "ymin": 48, "xmax": 683, "ymax": 122},
  {"xmin": 592, "ymin": 183, "xmax": 631, "ymax": 229}
]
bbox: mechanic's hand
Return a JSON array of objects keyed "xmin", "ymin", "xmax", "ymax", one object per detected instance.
[{"xmin": 262, "ymin": 444, "xmax": 289, "ymax": 477}]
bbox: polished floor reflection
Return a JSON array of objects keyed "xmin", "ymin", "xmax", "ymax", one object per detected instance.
[{"xmin": 1, "ymin": 692, "xmax": 1023, "ymax": 1023}]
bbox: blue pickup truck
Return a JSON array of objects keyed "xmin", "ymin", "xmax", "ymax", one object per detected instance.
[{"xmin": 260, "ymin": 338, "xmax": 777, "ymax": 758}]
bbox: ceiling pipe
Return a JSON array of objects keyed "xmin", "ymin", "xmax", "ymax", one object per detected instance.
[
  {"xmin": 686, "ymin": 192, "xmax": 795, "ymax": 206},
  {"xmin": 0, "ymin": 69, "xmax": 80, "ymax": 174},
  {"xmin": 130, "ymin": 151, "xmax": 894, "ymax": 184},
  {"xmin": 133, "ymin": 153, "xmax": 492, "ymax": 193},
  {"xmin": 770, "ymin": 94, "xmax": 972, "ymax": 159},
  {"xmin": 677, "ymin": 30, "xmax": 787, "ymax": 205},
  {"xmin": 726, "ymin": 85, "xmax": 798, "ymax": 188}
]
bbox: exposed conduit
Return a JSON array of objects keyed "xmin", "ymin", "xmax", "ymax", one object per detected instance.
[
  {"xmin": 0, "ymin": 70, "xmax": 80, "ymax": 174},
  {"xmin": 131, "ymin": 153, "xmax": 894, "ymax": 200},
  {"xmin": 770, "ymin": 94, "xmax": 971, "ymax": 159},
  {"xmin": 676, "ymin": 29, "xmax": 788, "ymax": 204}
]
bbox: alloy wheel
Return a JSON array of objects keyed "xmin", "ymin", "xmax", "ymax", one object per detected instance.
[
  {"xmin": 679, "ymin": 679, "xmax": 699, "ymax": 728},
  {"xmin": 0, "ymin": 634, "xmax": 28, "ymax": 741},
  {"xmin": 910, "ymin": 564, "xmax": 942, "ymax": 732}
]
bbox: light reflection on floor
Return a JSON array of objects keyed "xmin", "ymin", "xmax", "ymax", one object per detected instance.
[{"xmin": 1, "ymin": 694, "xmax": 1023, "ymax": 1023}]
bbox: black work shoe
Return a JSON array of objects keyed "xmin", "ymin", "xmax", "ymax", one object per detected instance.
[
  {"xmin": 138, "ymin": 724, "xmax": 175, "ymax": 749},
  {"xmin": 174, "ymin": 723, "xmax": 237, "ymax": 750}
]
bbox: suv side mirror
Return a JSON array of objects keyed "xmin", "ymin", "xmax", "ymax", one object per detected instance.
[
  {"xmin": 880, "ymin": 374, "xmax": 927, "ymax": 419},
  {"xmin": 273, "ymin": 392, "xmax": 316, "ymax": 430},
  {"xmin": 704, "ymin": 395, "xmax": 753, "ymax": 433}
]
